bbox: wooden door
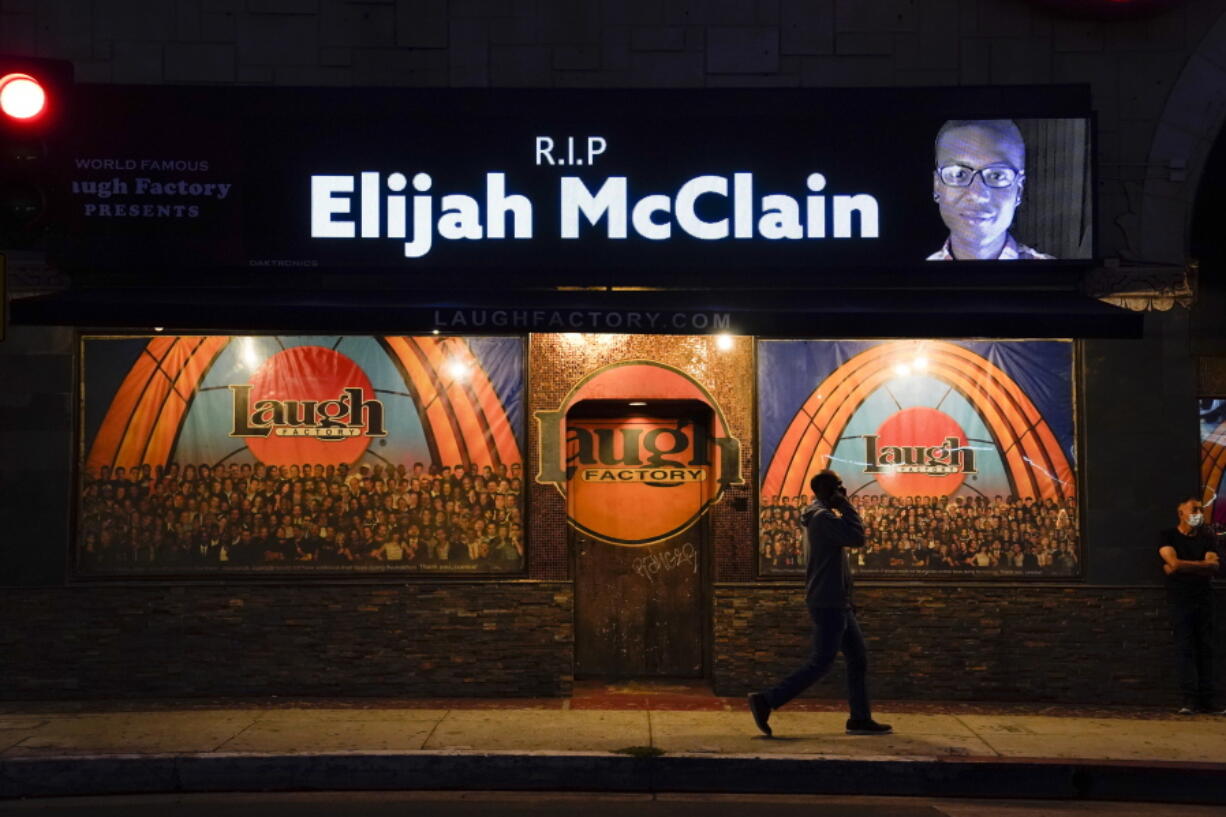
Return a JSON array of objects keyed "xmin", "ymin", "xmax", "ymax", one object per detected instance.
[{"xmin": 569, "ymin": 411, "xmax": 709, "ymax": 678}]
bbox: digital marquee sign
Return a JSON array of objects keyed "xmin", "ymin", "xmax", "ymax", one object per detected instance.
[{"xmin": 60, "ymin": 85, "xmax": 1094, "ymax": 281}]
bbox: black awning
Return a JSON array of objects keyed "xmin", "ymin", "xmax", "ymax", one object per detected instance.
[{"xmin": 9, "ymin": 286, "xmax": 1142, "ymax": 338}]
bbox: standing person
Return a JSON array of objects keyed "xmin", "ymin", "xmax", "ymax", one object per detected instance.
[
  {"xmin": 1159, "ymin": 496, "xmax": 1223, "ymax": 715},
  {"xmin": 748, "ymin": 470, "xmax": 891, "ymax": 737}
]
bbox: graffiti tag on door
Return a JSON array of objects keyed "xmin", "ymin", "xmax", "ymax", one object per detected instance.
[{"xmin": 632, "ymin": 542, "xmax": 698, "ymax": 581}]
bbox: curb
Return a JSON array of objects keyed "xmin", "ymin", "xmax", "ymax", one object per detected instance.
[{"xmin": 3, "ymin": 752, "xmax": 1225, "ymax": 804}]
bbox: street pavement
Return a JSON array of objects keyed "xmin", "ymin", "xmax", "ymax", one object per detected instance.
[
  {"xmin": 1, "ymin": 685, "xmax": 1224, "ymax": 803},
  {"xmin": 3, "ymin": 705, "xmax": 1222, "ymax": 761},
  {"xmin": 4, "ymin": 793, "xmax": 1226, "ymax": 817}
]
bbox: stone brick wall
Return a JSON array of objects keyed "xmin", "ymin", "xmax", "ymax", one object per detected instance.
[
  {"xmin": 714, "ymin": 583, "xmax": 1226, "ymax": 705},
  {"xmin": 0, "ymin": 581, "xmax": 573, "ymax": 699},
  {"xmin": 527, "ymin": 333, "xmax": 755, "ymax": 582},
  {"xmin": 6, "ymin": 576, "xmax": 1222, "ymax": 705}
]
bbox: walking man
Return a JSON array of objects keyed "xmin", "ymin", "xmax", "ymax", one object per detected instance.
[
  {"xmin": 1159, "ymin": 495, "xmax": 1223, "ymax": 714},
  {"xmin": 748, "ymin": 469, "xmax": 891, "ymax": 736}
]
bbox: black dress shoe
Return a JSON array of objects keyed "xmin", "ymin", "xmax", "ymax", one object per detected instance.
[
  {"xmin": 747, "ymin": 692, "xmax": 772, "ymax": 736},
  {"xmin": 846, "ymin": 718, "xmax": 892, "ymax": 735}
]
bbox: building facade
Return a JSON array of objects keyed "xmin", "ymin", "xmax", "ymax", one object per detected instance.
[{"xmin": 1, "ymin": 0, "xmax": 1224, "ymax": 704}]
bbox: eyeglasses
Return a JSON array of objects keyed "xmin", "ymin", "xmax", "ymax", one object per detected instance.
[{"xmin": 936, "ymin": 164, "xmax": 1021, "ymax": 188}]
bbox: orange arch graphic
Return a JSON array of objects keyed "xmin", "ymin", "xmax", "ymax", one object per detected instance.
[
  {"xmin": 87, "ymin": 336, "xmax": 522, "ymax": 473},
  {"xmin": 381, "ymin": 336, "xmax": 522, "ymax": 470},
  {"xmin": 762, "ymin": 341, "xmax": 1074, "ymax": 502},
  {"xmin": 85, "ymin": 336, "xmax": 229, "ymax": 475}
]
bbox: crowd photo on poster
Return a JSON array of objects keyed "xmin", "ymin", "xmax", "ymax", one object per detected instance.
[
  {"xmin": 760, "ymin": 492, "xmax": 1078, "ymax": 575},
  {"xmin": 79, "ymin": 459, "xmax": 524, "ymax": 571}
]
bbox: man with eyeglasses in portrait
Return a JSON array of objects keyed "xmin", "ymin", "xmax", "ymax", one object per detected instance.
[{"xmin": 928, "ymin": 119, "xmax": 1054, "ymax": 261}]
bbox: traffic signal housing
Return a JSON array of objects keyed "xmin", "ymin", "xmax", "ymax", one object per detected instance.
[{"xmin": 0, "ymin": 56, "xmax": 71, "ymax": 252}]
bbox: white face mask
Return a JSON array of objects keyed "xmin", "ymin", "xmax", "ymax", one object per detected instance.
[{"xmin": 1187, "ymin": 513, "xmax": 1204, "ymax": 527}]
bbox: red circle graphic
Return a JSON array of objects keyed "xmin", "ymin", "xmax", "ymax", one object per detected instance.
[
  {"xmin": 243, "ymin": 345, "xmax": 377, "ymax": 467},
  {"xmin": 870, "ymin": 406, "xmax": 970, "ymax": 498}
]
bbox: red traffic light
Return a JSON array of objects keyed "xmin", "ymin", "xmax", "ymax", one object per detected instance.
[{"xmin": 0, "ymin": 72, "xmax": 46, "ymax": 121}]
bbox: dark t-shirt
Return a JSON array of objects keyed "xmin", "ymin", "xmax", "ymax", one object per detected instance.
[{"xmin": 1160, "ymin": 527, "xmax": 1216, "ymax": 602}]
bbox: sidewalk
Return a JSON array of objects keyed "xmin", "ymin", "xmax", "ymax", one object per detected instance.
[{"xmin": 2, "ymin": 683, "xmax": 1225, "ymax": 804}]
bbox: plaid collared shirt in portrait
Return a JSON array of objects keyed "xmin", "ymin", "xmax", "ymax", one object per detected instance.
[{"xmin": 926, "ymin": 234, "xmax": 1055, "ymax": 260}]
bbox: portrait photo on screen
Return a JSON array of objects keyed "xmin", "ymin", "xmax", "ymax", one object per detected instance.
[{"xmin": 927, "ymin": 118, "xmax": 1092, "ymax": 262}]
